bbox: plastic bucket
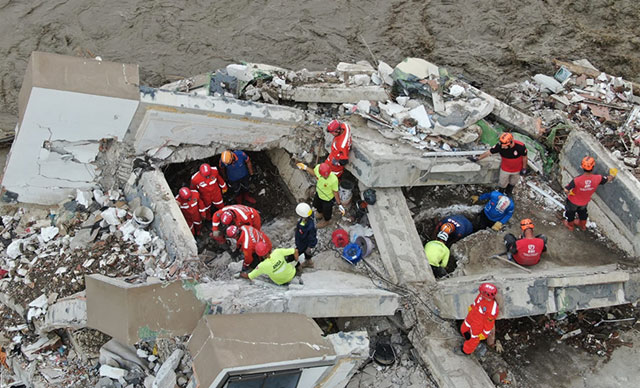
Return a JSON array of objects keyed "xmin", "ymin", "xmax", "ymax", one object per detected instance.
[
  {"xmin": 332, "ymin": 229, "xmax": 349, "ymax": 248},
  {"xmin": 133, "ymin": 206, "xmax": 154, "ymax": 228},
  {"xmin": 339, "ymin": 179, "xmax": 354, "ymax": 206},
  {"xmin": 355, "ymin": 235, "xmax": 375, "ymax": 258},
  {"xmin": 342, "ymin": 243, "xmax": 362, "ymax": 265}
]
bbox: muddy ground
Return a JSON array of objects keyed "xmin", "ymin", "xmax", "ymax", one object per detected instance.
[{"xmin": 1, "ymin": 0, "xmax": 640, "ymax": 132}]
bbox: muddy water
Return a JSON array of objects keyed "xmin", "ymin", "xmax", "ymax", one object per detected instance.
[{"xmin": 1, "ymin": 0, "xmax": 639, "ymax": 131}]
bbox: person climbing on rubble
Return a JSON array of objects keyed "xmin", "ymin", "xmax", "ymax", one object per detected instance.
[
  {"xmin": 190, "ymin": 163, "xmax": 227, "ymax": 219},
  {"xmin": 294, "ymin": 202, "xmax": 317, "ymax": 268},
  {"xmin": 240, "ymin": 243, "xmax": 298, "ymax": 285},
  {"xmin": 210, "ymin": 204, "xmax": 262, "ymax": 244},
  {"xmin": 325, "ymin": 119, "xmax": 352, "ymax": 178},
  {"xmin": 503, "ymin": 218, "xmax": 547, "ymax": 266},
  {"xmin": 226, "ymin": 224, "xmax": 272, "ymax": 273},
  {"xmin": 472, "ymin": 190, "xmax": 514, "ymax": 231},
  {"xmin": 563, "ymin": 156, "xmax": 615, "ymax": 231},
  {"xmin": 296, "ymin": 162, "xmax": 345, "ymax": 228},
  {"xmin": 176, "ymin": 187, "xmax": 206, "ymax": 236},
  {"xmin": 460, "ymin": 283, "xmax": 499, "ymax": 355},
  {"xmin": 424, "ymin": 230, "xmax": 450, "ymax": 278},
  {"xmin": 469, "ymin": 132, "xmax": 528, "ymax": 197},
  {"xmin": 433, "ymin": 214, "xmax": 474, "ymax": 246},
  {"xmin": 219, "ymin": 149, "xmax": 256, "ymax": 205}
]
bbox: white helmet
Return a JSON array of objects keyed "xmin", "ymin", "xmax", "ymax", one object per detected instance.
[
  {"xmin": 296, "ymin": 203, "xmax": 312, "ymax": 218},
  {"xmin": 437, "ymin": 231, "xmax": 449, "ymax": 242}
]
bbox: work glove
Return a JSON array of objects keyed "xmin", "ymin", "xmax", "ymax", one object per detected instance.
[
  {"xmin": 338, "ymin": 205, "xmax": 346, "ymax": 216},
  {"xmin": 491, "ymin": 221, "xmax": 503, "ymax": 231},
  {"xmin": 296, "ymin": 162, "xmax": 307, "ymax": 170},
  {"xmin": 609, "ymin": 168, "xmax": 618, "ymax": 177},
  {"xmin": 520, "ymin": 168, "xmax": 528, "ymax": 176},
  {"xmin": 471, "ymin": 195, "xmax": 479, "ymax": 204},
  {"xmin": 467, "ymin": 155, "xmax": 479, "ymax": 162},
  {"xmin": 478, "ymin": 333, "xmax": 486, "ymax": 341},
  {"xmin": 222, "ymin": 187, "xmax": 228, "ymax": 194}
]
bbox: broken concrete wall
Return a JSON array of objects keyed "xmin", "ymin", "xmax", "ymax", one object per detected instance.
[
  {"xmin": 560, "ymin": 130, "xmax": 640, "ymax": 257},
  {"xmin": 85, "ymin": 274, "xmax": 205, "ymax": 345},
  {"xmin": 1, "ymin": 52, "xmax": 140, "ymax": 204},
  {"xmin": 267, "ymin": 148, "xmax": 315, "ymax": 202},
  {"xmin": 316, "ymin": 331, "xmax": 370, "ymax": 388}
]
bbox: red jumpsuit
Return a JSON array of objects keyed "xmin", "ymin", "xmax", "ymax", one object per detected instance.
[
  {"xmin": 190, "ymin": 168, "xmax": 227, "ymax": 219},
  {"xmin": 211, "ymin": 205, "xmax": 262, "ymax": 244},
  {"xmin": 326, "ymin": 123, "xmax": 352, "ymax": 178},
  {"xmin": 176, "ymin": 190, "xmax": 206, "ymax": 236},
  {"xmin": 460, "ymin": 294, "xmax": 499, "ymax": 354},
  {"xmin": 234, "ymin": 225, "xmax": 272, "ymax": 269}
]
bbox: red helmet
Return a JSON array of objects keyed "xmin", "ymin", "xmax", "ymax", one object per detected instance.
[
  {"xmin": 199, "ymin": 163, "xmax": 212, "ymax": 177},
  {"xmin": 178, "ymin": 187, "xmax": 191, "ymax": 200},
  {"xmin": 255, "ymin": 241, "xmax": 270, "ymax": 257},
  {"xmin": 319, "ymin": 163, "xmax": 331, "ymax": 178},
  {"xmin": 479, "ymin": 283, "xmax": 498, "ymax": 299},
  {"xmin": 499, "ymin": 132, "xmax": 514, "ymax": 145},
  {"xmin": 327, "ymin": 119, "xmax": 341, "ymax": 134},
  {"xmin": 581, "ymin": 156, "xmax": 595, "ymax": 171},
  {"xmin": 221, "ymin": 211, "xmax": 234, "ymax": 225},
  {"xmin": 226, "ymin": 225, "xmax": 238, "ymax": 238}
]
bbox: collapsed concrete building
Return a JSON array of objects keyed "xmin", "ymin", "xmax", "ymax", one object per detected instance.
[{"xmin": 1, "ymin": 51, "xmax": 640, "ymax": 387}]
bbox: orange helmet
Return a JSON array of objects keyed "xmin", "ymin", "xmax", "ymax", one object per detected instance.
[
  {"xmin": 440, "ymin": 223, "xmax": 455, "ymax": 234},
  {"xmin": 499, "ymin": 132, "xmax": 514, "ymax": 145},
  {"xmin": 221, "ymin": 150, "xmax": 234, "ymax": 165},
  {"xmin": 581, "ymin": 156, "xmax": 595, "ymax": 171},
  {"xmin": 520, "ymin": 218, "xmax": 534, "ymax": 231}
]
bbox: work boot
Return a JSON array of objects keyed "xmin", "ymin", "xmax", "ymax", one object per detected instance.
[
  {"xmin": 243, "ymin": 192, "xmax": 256, "ymax": 204},
  {"xmin": 563, "ymin": 219, "xmax": 575, "ymax": 231},
  {"xmin": 301, "ymin": 259, "xmax": 314, "ymax": 268},
  {"xmin": 577, "ymin": 219, "xmax": 587, "ymax": 231}
]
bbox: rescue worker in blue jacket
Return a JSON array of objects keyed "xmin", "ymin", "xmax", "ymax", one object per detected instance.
[
  {"xmin": 293, "ymin": 203, "xmax": 317, "ymax": 268},
  {"xmin": 219, "ymin": 150, "xmax": 256, "ymax": 205},
  {"xmin": 434, "ymin": 214, "xmax": 474, "ymax": 246},
  {"xmin": 472, "ymin": 190, "xmax": 514, "ymax": 231}
]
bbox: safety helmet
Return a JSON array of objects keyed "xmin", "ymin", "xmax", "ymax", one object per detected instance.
[
  {"xmin": 327, "ymin": 119, "xmax": 341, "ymax": 134},
  {"xmin": 178, "ymin": 187, "xmax": 191, "ymax": 200},
  {"xmin": 221, "ymin": 150, "xmax": 234, "ymax": 165},
  {"xmin": 319, "ymin": 163, "xmax": 331, "ymax": 178},
  {"xmin": 496, "ymin": 196, "xmax": 511, "ymax": 212},
  {"xmin": 437, "ymin": 231, "xmax": 449, "ymax": 242},
  {"xmin": 581, "ymin": 156, "xmax": 595, "ymax": 171},
  {"xmin": 479, "ymin": 283, "xmax": 498, "ymax": 299},
  {"xmin": 226, "ymin": 225, "xmax": 239, "ymax": 238},
  {"xmin": 199, "ymin": 163, "xmax": 212, "ymax": 177},
  {"xmin": 296, "ymin": 203, "xmax": 312, "ymax": 218},
  {"xmin": 255, "ymin": 241, "xmax": 270, "ymax": 257},
  {"xmin": 520, "ymin": 218, "xmax": 534, "ymax": 231},
  {"xmin": 499, "ymin": 132, "xmax": 514, "ymax": 145},
  {"xmin": 441, "ymin": 223, "xmax": 455, "ymax": 234},
  {"xmin": 221, "ymin": 211, "xmax": 234, "ymax": 225}
]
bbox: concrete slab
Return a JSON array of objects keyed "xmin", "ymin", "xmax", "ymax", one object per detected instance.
[
  {"xmin": 193, "ymin": 270, "xmax": 400, "ymax": 318},
  {"xmin": 560, "ymin": 130, "xmax": 640, "ymax": 257},
  {"xmin": 267, "ymin": 148, "xmax": 314, "ymax": 202},
  {"xmin": 281, "ymin": 84, "xmax": 388, "ymax": 103},
  {"xmin": 85, "ymin": 275, "xmax": 206, "ymax": 345},
  {"xmin": 364, "ymin": 187, "xmax": 434, "ymax": 284}
]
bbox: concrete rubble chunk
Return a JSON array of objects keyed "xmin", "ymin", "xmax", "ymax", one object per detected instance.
[
  {"xmin": 281, "ymin": 84, "xmax": 388, "ymax": 103},
  {"xmin": 533, "ymin": 74, "xmax": 564, "ymax": 94},
  {"xmin": 99, "ymin": 339, "xmax": 149, "ymax": 372},
  {"xmin": 100, "ymin": 364, "xmax": 128, "ymax": 380},
  {"xmin": 152, "ymin": 349, "xmax": 183, "ymax": 388},
  {"xmin": 40, "ymin": 291, "xmax": 87, "ymax": 332}
]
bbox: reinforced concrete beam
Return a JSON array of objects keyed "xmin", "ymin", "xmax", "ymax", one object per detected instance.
[{"xmin": 281, "ymin": 84, "xmax": 388, "ymax": 103}]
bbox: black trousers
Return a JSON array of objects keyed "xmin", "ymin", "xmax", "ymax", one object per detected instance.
[
  {"xmin": 431, "ymin": 265, "xmax": 447, "ymax": 278},
  {"xmin": 476, "ymin": 211, "xmax": 494, "ymax": 230},
  {"xmin": 229, "ymin": 176, "xmax": 250, "ymax": 195},
  {"xmin": 313, "ymin": 193, "xmax": 334, "ymax": 221},
  {"xmin": 564, "ymin": 199, "xmax": 588, "ymax": 222}
]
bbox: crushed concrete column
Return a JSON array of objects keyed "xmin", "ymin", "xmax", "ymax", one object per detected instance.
[{"xmin": 267, "ymin": 148, "xmax": 314, "ymax": 202}]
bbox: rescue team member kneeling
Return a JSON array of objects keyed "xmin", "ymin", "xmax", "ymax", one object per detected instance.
[
  {"xmin": 240, "ymin": 243, "xmax": 298, "ymax": 285},
  {"xmin": 503, "ymin": 219, "xmax": 547, "ymax": 266}
]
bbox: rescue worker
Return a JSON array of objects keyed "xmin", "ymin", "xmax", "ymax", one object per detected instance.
[
  {"xmin": 240, "ymin": 243, "xmax": 298, "ymax": 285},
  {"xmin": 175, "ymin": 187, "xmax": 205, "ymax": 236},
  {"xmin": 434, "ymin": 214, "xmax": 474, "ymax": 246},
  {"xmin": 472, "ymin": 190, "xmax": 514, "ymax": 231},
  {"xmin": 325, "ymin": 119, "xmax": 352, "ymax": 178},
  {"xmin": 503, "ymin": 219, "xmax": 547, "ymax": 266},
  {"xmin": 469, "ymin": 132, "xmax": 528, "ymax": 197},
  {"xmin": 460, "ymin": 283, "xmax": 499, "ymax": 355},
  {"xmin": 226, "ymin": 224, "xmax": 272, "ymax": 273},
  {"xmin": 424, "ymin": 231, "xmax": 450, "ymax": 278},
  {"xmin": 563, "ymin": 156, "xmax": 615, "ymax": 231},
  {"xmin": 219, "ymin": 150, "xmax": 256, "ymax": 205},
  {"xmin": 211, "ymin": 204, "xmax": 262, "ymax": 244},
  {"xmin": 296, "ymin": 162, "xmax": 344, "ymax": 228},
  {"xmin": 190, "ymin": 163, "xmax": 227, "ymax": 219},
  {"xmin": 294, "ymin": 203, "xmax": 317, "ymax": 268}
]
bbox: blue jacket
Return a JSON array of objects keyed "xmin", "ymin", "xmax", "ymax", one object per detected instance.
[
  {"xmin": 295, "ymin": 216, "xmax": 317, "ymax": 251},
  {"xmin": 221, "ymin": 150, "xmax": 249, "ymax": 182},
  {"xmin": 479, "ymin": 191, "xmax": 514, "ymax": 224},
  {"xmin": 439, "ymin": 214, "xmax": 473, "ymax": 239}
]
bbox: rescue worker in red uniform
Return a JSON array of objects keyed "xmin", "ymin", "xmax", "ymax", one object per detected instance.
[
  {"xmin": 503, "ymin": 219, "xmax": 547, "ymax": 266},
  {"xmin": 325, "ymin": 119, "xmax": 352, "ymax": 178},
  {"xmin": 563, "ymin": 156, "xmax": 615, "ymax": 231},
  {"xmin": 226, "ymin": 224, "xmax": 272, "ymax": 272},
  {"xmin": 470, "ymin": 132, "xmax": 528, "ymax": 197},
  {"xmin": 190, "ymin": 163, "xmax": 227, "ymax": 219},
  {"xmin": 460, "ymin": 283, "xmax": 499, "ymax": 355},
  {"xmin": 175, "ymin": 187, "xmax": 206, "ymax": 236},
  {"xmin": 210, "ymin": 205, "xmax": 262, "ymax": 244}
]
